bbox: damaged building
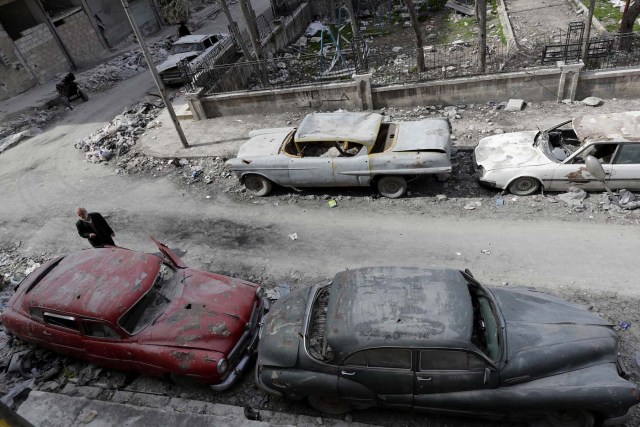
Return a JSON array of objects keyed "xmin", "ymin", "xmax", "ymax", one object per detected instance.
[{"xmin": 0, "ymin": 0, "xmax": 162, "ymax": 101}]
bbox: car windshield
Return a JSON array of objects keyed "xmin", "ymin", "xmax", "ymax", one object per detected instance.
[
  {"xmin": 118, "ymin": 264, "xmax": 179, "ymax": 334},
  {"xmin": 468, "ymin": 283, "xmax": 501, "ymax": 362},
  {"xmin": 172, "ymin": 43, "xmax": 202, "ymax": 54},
  {"xmin": 534, "ymin": 120, "xmax": 582, "ymax": 163},
  {"xmin": 306, "ymin": 284, "xmax": 334, "ymax": 362}
]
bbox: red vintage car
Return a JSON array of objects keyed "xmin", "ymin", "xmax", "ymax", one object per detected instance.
[{"xmin": 1, "ymin": 238, "xmax": 267, "ymax": 390}]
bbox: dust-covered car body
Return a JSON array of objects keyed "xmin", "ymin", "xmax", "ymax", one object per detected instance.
[
  {"xmin": 1, "ymin": 238, "xmax": 267, "ymax": 391},
  {"xmin": 474, "ymin": 111, "xmax": 640, "ymax": 195},
  {"xmin": 157, "ymin": 34, "xmax": 234, "ymax": 85},
  {"xmin": 256, "ymin": 267, "xmax": 639, "ymax": 424},
  {"xmin": 225, "ymin": 112, "xmax": 452, "ymax": 198}
]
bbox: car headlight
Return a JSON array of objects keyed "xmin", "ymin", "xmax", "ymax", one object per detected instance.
[{"xmin": 217, "ymin": 358, "xmax": 228, "ymax": 375}]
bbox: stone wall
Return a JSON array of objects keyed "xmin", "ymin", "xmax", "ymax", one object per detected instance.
[
  {"xmin": 13, "ymin": 23, "xmax": 68, "ymax": 84},
  {"xmin": 56, "ymin": 10, "xmax": 106, "ymax": 67},
  {"xmin": 0, "ymin": 26, "xmax": 38, "ymax": 100},
  {"xmin": 189, "ymin": 66, "xmax": 640, "ymax": 119}
]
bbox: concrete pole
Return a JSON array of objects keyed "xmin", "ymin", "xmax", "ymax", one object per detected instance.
[
  {"xmin": 121, "ymin": 0, "xmax": 189, "ymax": 149},
  {"xmin": 581, "ymin": 0, "xmax": 596, "ymax": 63},
  {"xmin": 219, "ymin": 0, "xmax": 254, "ymax": 60}
]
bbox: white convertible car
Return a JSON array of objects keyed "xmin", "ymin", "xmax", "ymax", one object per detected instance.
[
  {"xmin": 474, "ymin": 111, "xmax": 640, "ymax": 195},
  {"xmin": 225, "ymin": 112, "xmax": 452, "ymax": 198}
]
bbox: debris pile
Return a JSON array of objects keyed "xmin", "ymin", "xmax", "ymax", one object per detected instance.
[
  {"xmin": 74, "ymin": 103, "xmax": 162, "ymax": 163},
  {"xmin": 0, "ymin": 109, "xmax": 59, "ymax": 141},
  {"xmin": 74, "ymin": 42, "xmax": 169, "ymax": 93}
]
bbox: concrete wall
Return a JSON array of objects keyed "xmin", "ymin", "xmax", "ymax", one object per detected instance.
[
  {"xmin": 55, "ymin": 10, "xmax": 106, "ymax": 67},
  {"xmin": 13, "ymin": 23, "xmax": 68, "ymax": 84},
  {"xmin": 85, "ymin": 0, "xmax": 131, "ymax": 46},
  {"xmin": 0, "ymin": 25, "xmax": 38, "ymax": 100},
  {"xmin": 196, "ymin": 80, "xmax": 364, "ymax": 118},
  {"xmin": 262, "ymin": 3, "xmax": 312, "ymax": 56},
  {"xmin": 190, "ymin": 66, "xmax": 640, "ymax": 119}
]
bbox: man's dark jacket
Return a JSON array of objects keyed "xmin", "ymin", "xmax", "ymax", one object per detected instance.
[{"xmin": 76, "ymin": 212, "xmax": 114, "ymax": 248}]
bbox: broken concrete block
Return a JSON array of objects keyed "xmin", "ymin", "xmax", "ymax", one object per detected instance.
[
  {"xmin": 504, "ymin": 99, "xmax": 525, "ymax": 111},
  {"xmin": 392, "ymin": 46, "xmax": 403, "ymax": 53},
  {"xmin": 581, "ymin": 96, "xmax": 603, "ymax": 107}
]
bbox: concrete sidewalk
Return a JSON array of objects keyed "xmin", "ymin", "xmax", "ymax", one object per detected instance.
[{"xmin": 18, "ymin": 390, "xmax": 377, "ymax": 427}]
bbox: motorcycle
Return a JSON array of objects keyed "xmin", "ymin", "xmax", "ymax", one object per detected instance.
[{"xmin": 55, "ymin": 72, "xmax": 88, "ymax": 108}]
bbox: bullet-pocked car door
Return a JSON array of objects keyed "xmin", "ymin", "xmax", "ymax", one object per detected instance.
[
  {"xmin": 551, "ymin": 143, "xmax": 618, "ymax": 191},
  {"xmin": 81, "ymin": 319, "xmax": 137, "ymax": 372},
  {"xmin": 338, "ymin": 348, "xmax": 414, "ymax": 409},
  {"xmin": 413, "ymin": 349, "xmax": 498, "ymax": 411}
]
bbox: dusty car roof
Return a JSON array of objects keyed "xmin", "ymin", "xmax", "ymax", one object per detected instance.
[
  {"xmin": 325, "ymin": 267, "xmax": 473, "ymax": 357},
  {"xmin": 295, "ymin": 112, "xmax": 383, "ymax": 146},
  {"xmin": 573, "ymin": 111, "xmax": 640, "ymax": 144},
  {"xmin": 26, "ymin": 248, "xmax": 161, "ymax": 323},
  {"xmin": 175, "ymin": 34, "xmax": 214, "ymax": 44}
]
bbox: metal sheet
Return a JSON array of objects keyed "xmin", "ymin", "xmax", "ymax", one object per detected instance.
[{"xmin": 295, "ymin": 112, "xmax": 383, "ymax": 146}]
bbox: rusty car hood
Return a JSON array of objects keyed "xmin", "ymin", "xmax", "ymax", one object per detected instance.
[
  {"xmin": 257, "ymin": 286, "xmax": 315, "ymax": 368},
  {"xmin": 236, "ymin": 128, "xmax": 294, "ymax": 159},
  {"xmin": 491, "ymin": 287, "xmax": 617, "ymax": 381},
  {"xmin": 394, "ymin": 119, "xmax": 451, "ymax": 153},
  {"xmin": 138, "ymin": 269, "xmax": 259, "ymax": 354},
  {"xmin": 474, "ymin": 131, "xmax": 551, "ymax": 170}
]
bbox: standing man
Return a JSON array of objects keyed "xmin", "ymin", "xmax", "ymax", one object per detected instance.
[
  {"xmin": 178, "ymin": 21, "xmax": 191, "ymax": 38},
  {"xmin": 75, "ymin": 207, "xmax": 115, "ymax": 248}
]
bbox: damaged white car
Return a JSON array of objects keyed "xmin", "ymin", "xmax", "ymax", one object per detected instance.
[
  {"xmin": 157, "ymin": 34, "xmax": 233, "ymax": 86},
  {"xmin": 474, "ymin": 111, "xmax": 640, "ymax": 195},
  {"xmin": 225, "ymin": 112, "xmax": 452, "ymax": 198}
]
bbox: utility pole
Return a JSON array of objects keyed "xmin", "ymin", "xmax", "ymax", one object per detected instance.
[
  {"xmin": 581, "ymin": 0, "xmax": 596, "ymax": 64},
  {"xmin": 121, "ymin": 0, "xmax": 189, "ymax": 149},
  {"xmin": 219, "ymin": 0, "xmax": 253, "ymax": 60}
]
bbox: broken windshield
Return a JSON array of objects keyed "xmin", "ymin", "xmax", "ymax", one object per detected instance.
[
  {"xmin": 118, "ymin": 264, "xmax": 180, "ymax": 334},
  {"xmin": 468, "ymin": 283, "xmax": 501, "ymax": 362},
  {"xmin": 172, "ymin": 43, "xmax": 202, "ymax": 54}
]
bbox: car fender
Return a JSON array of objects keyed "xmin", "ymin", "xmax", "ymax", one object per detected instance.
[
  {"xmin": 259, "ymin": 367, "xmax": 339, "ymax": 399},
  {"xmin": 503, "ymin": 171, "xmax": 547, "ymax": 191}
]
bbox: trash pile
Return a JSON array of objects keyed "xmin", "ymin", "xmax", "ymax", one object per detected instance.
[
  {"xmin": 600, "ymin": 189, "xmax": 640, "ymax": 211},
  {"xmin": 75, "ymin": 42, "xmax": 169, "ymax": 93},
  {"xmin": 74, "ymin": 102, "xmax": 162, "ymax": 163}
]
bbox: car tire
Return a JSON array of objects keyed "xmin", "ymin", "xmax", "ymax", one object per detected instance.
[
  {"xmin": 307, "ymin": 395, "xmax": 352, "ymax": 415},
  {"xmin": 544, "ymin": 409, "xmax": 595, "ymax": 427},
  {"xmin": 244, "ymin": 175, "xmax": 273, "ymax": 197},
  {"xmin": 79, "ymin": 89, "xmax": 89, "ymax": 102},
  {"xmin": 377, "ymin": 176, "xmax": 407, "ymax": 199},
  {"xmin": 508, "ymin": 177, "xmax": 540, "ymax": 196}
]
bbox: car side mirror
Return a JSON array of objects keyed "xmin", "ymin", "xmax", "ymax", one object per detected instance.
[{"xmin": 585, "ymin": 155, "xmax": 606, "ymax": 181}]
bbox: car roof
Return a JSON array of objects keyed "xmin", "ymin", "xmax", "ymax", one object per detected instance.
[
  {"xmin": 325, "ymin": 267, "xmax": 473, "ymax": 358},
  {"xmin": 26, "ymin": 247, "xmax": 161, "ymax": 324},
  {"xmin": 175, "ymin": 34, "xmax": 215, "ymax": 44},
  {"xmin": 295, "ymin": 112, "xmax": 384, "ymax": 146},
  {"xmin": 573, "ymin": 111, "xmax": 640, "ymax": 144}
]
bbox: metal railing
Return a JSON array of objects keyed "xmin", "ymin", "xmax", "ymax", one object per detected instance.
[{"xmin": 584, "ymin": 32, "xmax": 640, "ymax": 70}]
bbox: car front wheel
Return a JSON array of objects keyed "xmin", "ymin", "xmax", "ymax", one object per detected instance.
[
  {"xmin": 308, "ymin": 395, "xmax": 352, "ymax": 415},
  {"xmin": 244, "ymin": 174, "xmax": 273, "ymax": 197},
  {"xmin": 377, "ymin": 176, "xmax": 407, "ymax": 198},
  {"xmin": 508, "ymin": 176, "xmax": 540, "ymax": 196},
  {"xmin": 545, "ymin": 409, "xmax": 595, "ymax": 427}
]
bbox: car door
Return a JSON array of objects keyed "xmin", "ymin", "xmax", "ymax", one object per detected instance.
[
  {"xmin": 550, "ymin": 143, "xmax": 618, "ymax": 191},
  {"xmin": 332, "ymin": 143, "xmax": 370, "ymax": 186},
  {"xmin": 81, "ymin": 320, "xmax": 137, "ymax": 372},
  {"xmin": 413, "ymin": 349, "xmax": 499, "ymax": 411},
  {"xmin": 37, "ymin": 312, "xmax": 85, "ymax": 359},
  {"xmin": 337, "ymin": 348, "xmax": 414, "ymax": 409},
  {"xmin": 288, "ymin": 141, "xmax": 336, "ymax": 186},
  {"xmin": 611, "ymin": 143, "xmax": 640, "ymax": 190}
]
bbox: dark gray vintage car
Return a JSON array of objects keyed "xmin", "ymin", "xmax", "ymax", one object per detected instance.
[{"xmin": 256, "ymin": 267, "xmax": 639, "ymax": 426}]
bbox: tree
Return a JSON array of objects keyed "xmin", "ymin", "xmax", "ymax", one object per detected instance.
[
  {"xmin": 619, "ymin": 0, "xmax": 640, "ymax": 34},
  {"xmin": 477, "ymin": 0, "xmax": 487, "ymax": 73},
  {"xmin": 404, "ymin": 0, "xmax": 425, "ymax": 72}
]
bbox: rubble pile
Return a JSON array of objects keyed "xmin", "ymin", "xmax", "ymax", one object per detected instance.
[
  {"xmin": 75, "ymin": 42, "xmax": 169, "ymax": 93},
  {"xmin": 0, "ymin": 109, "xmax": 61, "ymax": 141},
  {"xmin": 74, "ymin": 103, "xmax": 162, "ymax": 163}
]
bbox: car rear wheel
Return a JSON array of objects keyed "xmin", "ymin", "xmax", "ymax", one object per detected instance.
[
  {"xmin": 244, "ymin": 175, "xmax": 273, "ymax": 197},
  {"xmin": 508, "ymin": 176, "xmax": 540, "ymax": 196},
  {"xmin": 545, "ymin": 409, "xmax": 595, "ymax": 427},
  {"xmin": 308, "ymin": 395, "xmax": 352, "ymax": 415},
  {"xmin": 377, "ymin": 176, "xmax": 407, "ymax": 199}
]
